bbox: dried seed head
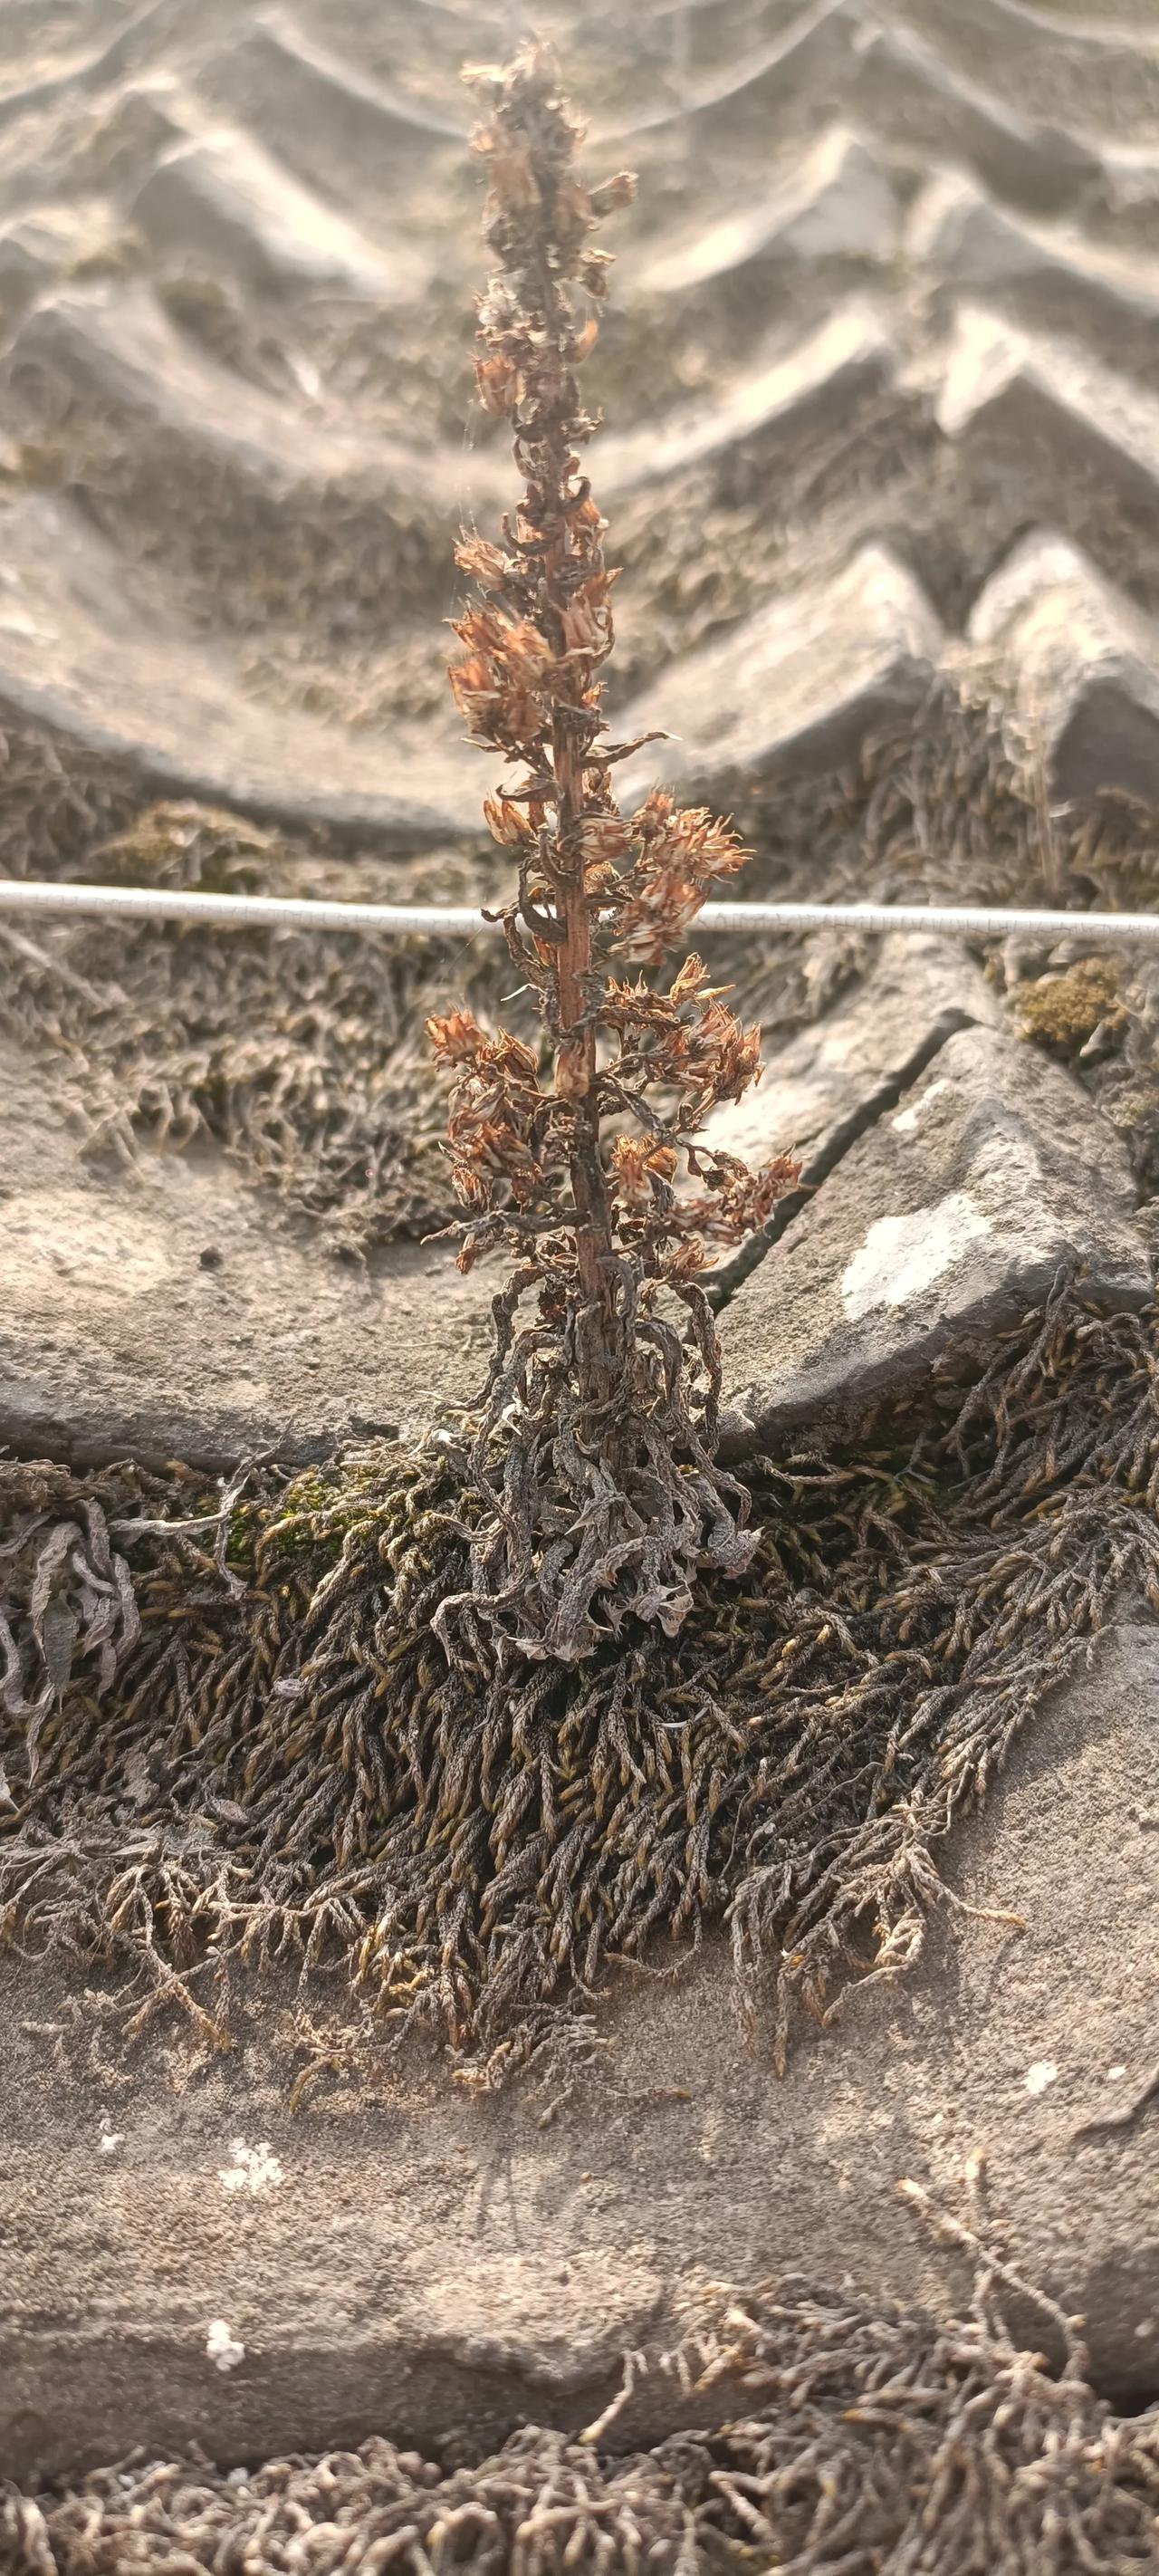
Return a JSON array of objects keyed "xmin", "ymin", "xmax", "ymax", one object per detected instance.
[{"xmin": 483, "ymin": 793, "xmax": 536, "ymax": 849}]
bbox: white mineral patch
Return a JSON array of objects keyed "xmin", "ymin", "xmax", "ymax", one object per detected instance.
[
  {"xmin": 206, "ymin": 2319, "xmax": 244, "ymax": 2373},
  {"xmin": 840, "ymin": 1191, "xmax": 991, "ymax": 1319},
  {"xmin": 219, "ymin": 2139, "xmax": 283, "ymax": 2195},
  {"xmin": 1024, "ymin": 2060, "xmax": 1059, "ymax": 2097},
  {"xmin": 892, "ymin": 1078, "xmax": 951, "ymax": 1135}
]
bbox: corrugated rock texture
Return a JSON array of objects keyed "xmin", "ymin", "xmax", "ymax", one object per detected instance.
[{"xmin": 0, "ymin": 0, "xmax": 1158, "ymax": 824}]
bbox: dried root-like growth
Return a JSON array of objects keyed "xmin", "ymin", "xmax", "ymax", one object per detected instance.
[
  {"xmin": 4, "ymin": 1279, "xmax": 1157, "ymax": 2079},
  {"xmin": 6, "ymin": 2177, "xmax": 1159, "ymax": 2572},
  {"xmin": 431, "ymin": 41, "xmax": 798, "ymax": 1659}
]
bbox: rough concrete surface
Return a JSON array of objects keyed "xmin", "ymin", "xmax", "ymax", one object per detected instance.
[{"xmin": 2, "ymin": 1620, "xmax": 1157, "ymax": 2480}]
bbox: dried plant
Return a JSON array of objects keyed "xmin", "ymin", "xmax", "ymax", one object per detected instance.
[{"xmin": 429, "ymin": 39, "xmax": 798, "ymax": 1660}]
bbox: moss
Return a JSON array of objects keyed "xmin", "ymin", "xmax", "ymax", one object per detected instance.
[
  {"xmin": 232, "ymin": 1461, "xmax": 405, "ymax": 1570},
  {"xmin": 1016, "ymin": 956, "xmax": 1125, "ymax": 1054}
]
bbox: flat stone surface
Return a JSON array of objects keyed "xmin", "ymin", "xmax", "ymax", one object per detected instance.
[
  {"xmin": 0, "ymin": 1039, "xmax": 494, "ymax": 1473},
  {"xmin": 968, "ymin": 530, "xmax": 1159, "ymax": 804},
  {"xmin": 2, "ymin": 1620, "xmax": 1157, "ymax": 2476},
  {"xmin": 719, "ymin": 1023, "xmax": 1151, "ymax": 1452},
  {"xmin": 618, "ymin": 544, "xmax": 943, "ymax": 803}
]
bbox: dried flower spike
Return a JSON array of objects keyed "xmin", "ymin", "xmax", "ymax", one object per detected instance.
[{"xmin": 429, "ymin": 37, "xmax": 799, "ymax": 1661}]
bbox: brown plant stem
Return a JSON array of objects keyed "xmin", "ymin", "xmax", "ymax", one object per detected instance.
[
  {"xmin": 532, "ymin": 168, "xmax": 620, "ymax": 1404},
  {"xmin": 430, "ymin": 41, "xmax": 800, "ymax": 1657}
]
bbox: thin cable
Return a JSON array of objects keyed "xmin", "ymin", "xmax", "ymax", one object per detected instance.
[{"xmin": 1, "ymin": 879, "xmax": 1158, "ymax": 947}]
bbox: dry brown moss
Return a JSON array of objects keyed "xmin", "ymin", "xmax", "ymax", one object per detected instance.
[{"xmin": 1016, "ymin": 956, "xmax": 1125, "ymax": 1055}]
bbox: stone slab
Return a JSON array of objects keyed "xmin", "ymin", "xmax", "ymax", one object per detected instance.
[
  {"xmin": 702, "ymin": 929, "xmax": 1001, "ymax": 1178},
  {"xmin": 2, "ymin": 1620, "xmax": 1157, "ymax": 2476},
  {"xmin": 0, "ymin": 1037, "xmax": 494, "ymax": 1474},
  {"xmin": 718, "ymin": 1023, "xmax": 1151, "ymax": 1453}
]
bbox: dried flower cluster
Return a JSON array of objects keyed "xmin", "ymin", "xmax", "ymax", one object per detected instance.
[{"xmin": 428, "ymin": 39, "xmax": 798, "ymax": 1659}]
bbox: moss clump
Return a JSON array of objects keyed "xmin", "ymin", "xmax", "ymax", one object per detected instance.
[{"xmin": 1016, "ymin": 956, "xmax": 1125, "ymax": 1054}]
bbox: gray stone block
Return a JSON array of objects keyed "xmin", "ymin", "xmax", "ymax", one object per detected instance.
[{"xmin": 719, "ymin": 1024, "xmax": 1151, "ymax": 1453}]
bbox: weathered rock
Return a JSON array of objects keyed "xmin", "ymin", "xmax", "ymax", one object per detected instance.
[
  {"xmin": 937, "ymin": 304, "xmax": 1159, "ymax": 523},
  {"xmin": 852, "ymin": 22, "xmax": 1102, "ymax": 213},
  {"xmin": 600, "ymin": 298, "xmax": 895, "ymax": 493},
  {"xmin": 0, "ymin": 486, "xmax": 483, "ymax": 846},
  {"xmin": 619, "ymin": 545, "xmax": 943, "ymax": 804},
  {"xmin": 3, "ymin": 1618, "xmax": 1158, "ymax": 2475},
  {"xmin": 637, "ymin": 129, "xmax": 899, "ymax": 296},
  {"xmin": 703, "ymin": 930, "xmax": 1001, "ymax": 1175},
  {"xmin": 0, "ymin": 1039, "xmax": 493, "ymax": 1473},
  {"xmin": 131, "ymin": 125, "xmax": 410, "ymax": 301},
  {"xmin": 718, "ymin": 1023, "xmax": 1151, "ymax": 1454},
  {"xmin": 702, "ymin": 932, "xmax": 1004, "ymax": 1341},
  {"xmin": 909, "ymin": 172, "xmax": 1159, "ymax": 351},
  {"xmin": 967, "ymin": 530, "xmax": 1159, "ymax": 806}
]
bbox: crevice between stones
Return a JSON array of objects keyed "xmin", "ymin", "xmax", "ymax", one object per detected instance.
[{"xmin": 704, "ymin": 1003, "xmax": 983, "ymax": 1312}]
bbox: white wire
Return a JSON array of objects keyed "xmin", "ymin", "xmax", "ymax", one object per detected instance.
[{"xmin": 1, "ymin": 879, "xmax": 1158, "ymax": 947}]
